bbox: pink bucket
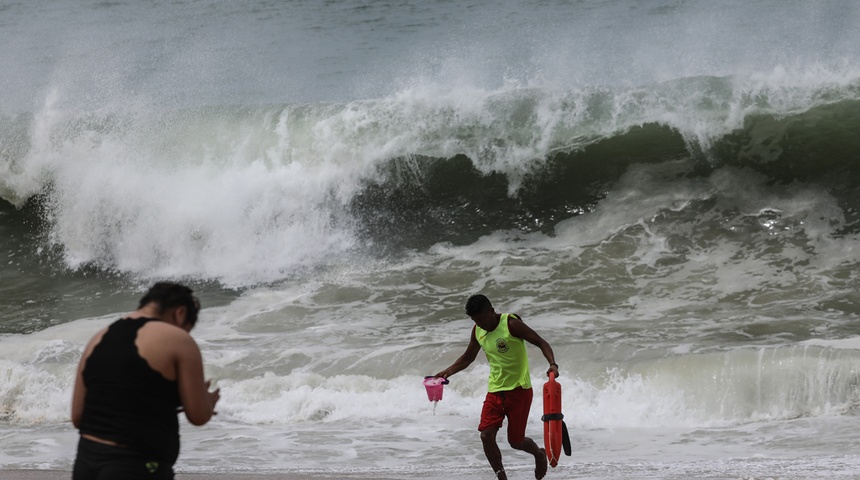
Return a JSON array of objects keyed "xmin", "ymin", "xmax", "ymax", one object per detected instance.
[{"xmin": 423, "ymin": 376, "xmax": 449, "ymax": 402}]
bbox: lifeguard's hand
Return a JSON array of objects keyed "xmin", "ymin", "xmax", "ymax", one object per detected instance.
[{"xmin": 547, "ymin": 364, "xmax": 559, "ymax": 378}]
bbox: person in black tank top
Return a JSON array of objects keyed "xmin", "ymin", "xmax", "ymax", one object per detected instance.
[{"xmin": 71, "ymin": 282, "xmax": 220, "ymax": 480}]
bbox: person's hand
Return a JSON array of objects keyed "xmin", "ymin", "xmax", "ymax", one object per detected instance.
[
  {"xmin": 547, "ymin": 363, "xmax": 559, "ymax": 378},
  {"xmin": 206, "ymin": 380, "xmax": 221, "ymax": 414},
  {"xmin": 433, "ymin": 371, "xmax": 448, "ymax": 379}
]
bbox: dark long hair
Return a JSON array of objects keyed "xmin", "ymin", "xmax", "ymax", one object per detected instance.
[{"xmin": 138, "ymin": 282, "xmax": 201, "ymax": 328}]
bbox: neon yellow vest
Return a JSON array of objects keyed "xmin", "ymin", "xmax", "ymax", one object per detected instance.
[{"xmin": 475, "ymin": 313, "xmax": 532, "ymax": 392}]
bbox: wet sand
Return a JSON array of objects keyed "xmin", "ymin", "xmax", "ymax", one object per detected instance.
[{"xmin": 0, "ymin": 472, "xmax": 399, "ymax": 480}]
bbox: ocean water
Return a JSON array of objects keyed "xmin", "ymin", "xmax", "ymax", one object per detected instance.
[{"xmin": 2, "ymin": 0, "xmax": 860, "ymax": 478}]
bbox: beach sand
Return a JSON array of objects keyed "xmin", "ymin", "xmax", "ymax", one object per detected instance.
[
  {"xmin": 0, "ymin": 472, "xmax": 402, "ymax": 480},
  {"xmin": 0, "ymin": 473, "xmax": 412, "ymax": 480},
  {"xmin": 1, "ymin": 473, "xmax": 246, "ymax": 480}
]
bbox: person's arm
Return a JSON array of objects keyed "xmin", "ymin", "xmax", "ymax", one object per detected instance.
[
  {"xmin": 71, "ymin": 329, "xmax": 107, "ymax": 429},
  {"xmin": 434, "ymin": 325, "xmax": 481, "ymax": 379},
  {"xmin": 508, "ymin": 314, "xmax": 559, "ymax": 378},
  {"xmin": 175, "ymin": 333, "xmax": 220, "ymax": 426}
]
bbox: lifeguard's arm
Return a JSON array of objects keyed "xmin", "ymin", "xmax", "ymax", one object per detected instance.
[
  {"xmin": 175, "ymin": 333, "xmax": 221, "ymax": 426},
  {"xmin": 508, "ymin": 314, "xmax": 559, "ymax": 378},
  {"xmin": 434, "ymin": 325, "xmax": 481, "ymax": 379},
  {"xmin": 71, "ymin": 328, "xmax": 108, "ymax": 429}
]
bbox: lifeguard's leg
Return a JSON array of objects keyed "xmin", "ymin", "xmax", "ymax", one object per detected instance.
[
  {"xmin": 478, "ymin": 392, "xmax": 507, "ymax": 479},
  {"xmin": 508, "ymin": 436, "xmax": 547, "ymax": 480},
  {"xmin": 504, "ymin": 388, "xmax": 547, "ymax": 479},
  {"xmin": 480, "ymin": 427, "xmax": 507, "ymax": 480}
]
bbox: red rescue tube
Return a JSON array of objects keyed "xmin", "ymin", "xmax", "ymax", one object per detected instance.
[{"xmin": 542, "ymin": 372, "xmax": 563, "ymax": 468}]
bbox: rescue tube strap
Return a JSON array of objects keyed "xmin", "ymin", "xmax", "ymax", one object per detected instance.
[
  {"xmin": 561, "ymin": 421, "xmax": 572, "ymax": 456},
  {"xmin": 541, "ymin": 413, "xmax": 564, "ymax": 422}
]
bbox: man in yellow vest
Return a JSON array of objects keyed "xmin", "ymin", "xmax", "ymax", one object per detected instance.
[{"xmin": 434, "ymin": 294, "xmax": 558, "ymax": 480}]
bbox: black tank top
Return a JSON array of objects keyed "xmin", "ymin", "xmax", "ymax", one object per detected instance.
[{"xmin": 79, "ymin": 318, "xmax": 181, "ymax": 464}]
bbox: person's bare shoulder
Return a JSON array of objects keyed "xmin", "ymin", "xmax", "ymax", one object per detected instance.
[
  {"xmin": 139, "ymin": 320, "xmax": 193, "ymax": 342},
  {"xmin": 145, "ymin": 322, "xmax": 200, "ymax": 359},
  {"xmin": 137, "ymin": 321, "xmax": 200, "ymax": 379}
]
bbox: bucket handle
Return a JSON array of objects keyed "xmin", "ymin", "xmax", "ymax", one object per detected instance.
[{"xmin": 424, "ymin": 375, "xmax": 449, "ymax": 384}]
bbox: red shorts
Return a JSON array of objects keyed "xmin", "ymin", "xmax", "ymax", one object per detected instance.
[{"xmin": 478, "ymin": 387, "xmax": 533, "ymax": 444}]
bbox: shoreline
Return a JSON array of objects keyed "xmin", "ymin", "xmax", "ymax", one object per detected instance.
[
  {"xmin": 0, "ymin": 472, "xmax": 402, "ymax": 480},
  {"xmin": 6, "ymin": 457, "xmax": 860, "ymax": 480}
]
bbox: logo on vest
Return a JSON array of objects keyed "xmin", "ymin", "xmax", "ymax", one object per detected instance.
[{"xmin": 495, "ymin": 338, "xmax": 509, "ymax": 353}]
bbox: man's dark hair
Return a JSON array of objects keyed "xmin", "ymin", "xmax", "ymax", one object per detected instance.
[
  {"xmin": 138, "ymin": 282, "xmax": 201, "ymax": 328},
  {"xmin": 465, "ymin": 294, "xmax": 492, "ymax": 316}
]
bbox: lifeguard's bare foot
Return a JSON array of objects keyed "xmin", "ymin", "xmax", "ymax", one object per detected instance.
[{"xmin": 535, "ymin": 448, "xmax": 548, "ymax": 479}]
